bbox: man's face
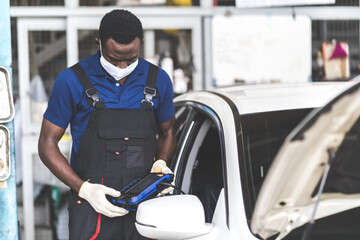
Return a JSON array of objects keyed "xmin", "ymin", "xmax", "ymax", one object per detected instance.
[{"xmin": 100, "ymin": 37, "xmax": 141, "ymax": 69}]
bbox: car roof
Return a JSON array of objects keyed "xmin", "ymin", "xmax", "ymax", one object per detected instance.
[{"xmin": 175, "ymin": 82, "xmax": 357, "ymax": 115}]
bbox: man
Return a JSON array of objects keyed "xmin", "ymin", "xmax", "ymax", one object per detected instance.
[{"xmin": 38, "ymin": 9, "xmax": 176, "ymax": 240}]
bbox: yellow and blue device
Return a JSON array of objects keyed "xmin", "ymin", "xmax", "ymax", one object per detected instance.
[{"xmin": 107, "ymin": 173, "xmax": 174, "ymax": 211}]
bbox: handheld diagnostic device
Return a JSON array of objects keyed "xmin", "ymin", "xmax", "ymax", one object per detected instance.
[{"xmin": 107, "ymin": 173, "xmax": 174, "ymax": 211}]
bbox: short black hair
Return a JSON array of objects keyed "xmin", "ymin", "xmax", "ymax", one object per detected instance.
[{"xmin": 99, "ymin": 9, "xmax": 143, "ymax": 45}]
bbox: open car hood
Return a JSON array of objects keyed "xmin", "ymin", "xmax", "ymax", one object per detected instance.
[{"xmin": 251, "ymin": 81, "xmax": 360, "ymax": 239}]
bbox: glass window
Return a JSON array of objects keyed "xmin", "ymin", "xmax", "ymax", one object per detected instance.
[
  {"xmin": 171, "ymin": 105, "xmax": 196, "ymax": 175},
  {"xmin": 78, "ymin": 0, "xmax": 200, "ymax": 6},
  {"xmin": 79, "ymin": 0, "xmax": 117, "ymax": 6},
  {"xmin": 173, "ymin": 104, "xmax": 224, "ymax": 222},
  {"xmin": 11, "ymin": 0, "xmax": 64, "ymax": 6},
  {"xmin": 174, "ymin": 105, "xmax": 191, "ymax": 140},
  {"xmin": 240, "ymin": 109, "xmax": 311, "ymax": 214},
  {"xmin": 28, "ymin": 30, "xmax": 67, "ymax": 123},
  {"xmin": 171, "ymin": 105, "xmax": 203, "ymax": 172},
  {"xmin": 191, "ymin": 121, "xmax": 223, "ymax": 222},
  {"xmin": 78, "ymin": 30, "xmax": 99, "ymax": 60}
]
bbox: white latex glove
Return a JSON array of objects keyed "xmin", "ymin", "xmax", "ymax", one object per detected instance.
[
  {"xmin": 151, "ymin": 159, "xmax": 173, "ymax": 174},
  {"xmin": 78, "ymin": 181, "xmax": 129, "ymax": 218},
  {"xmin": 151, "ymin": 159, "xmax": 174, "ymax": 195}
]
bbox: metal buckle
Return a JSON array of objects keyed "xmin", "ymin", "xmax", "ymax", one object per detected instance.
[
  {"xmin": 85, "ymin": 88, "xmax": 101, "ymax": 107},
  {"xmin": 92, "ymin": 96, "xmax": 100, "ymax": 107},
  {"xmin": 141, "ymin": 86, "xmax": 156, "ymax": 106},
  {"xmin": 141, "ymin": 98, "xmax": 154, "ymax": 106},
  {"xmin": 143, "ymin": 86, "xmax": 156, "ymax": 97},
  {"xmin": 85, "ymin": 88, "xmax": 97, "ymax": 98}
]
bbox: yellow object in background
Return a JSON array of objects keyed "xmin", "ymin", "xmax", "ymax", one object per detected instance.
[
  {"xmin": 166, "ymin": 0, "xmax": 192, "ymax": 6},
  {"xmin": 60, "ymin": 133, "xmax": 71, "ymax": 142},
  {"xmin": 163, "ymin": 29, "xmax": 179, "ymax": 36}
]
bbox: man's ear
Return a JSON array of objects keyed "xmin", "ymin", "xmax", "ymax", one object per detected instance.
[{"xmin": 95, "ymin": 37, "xmax": 100, "ymax": 49}]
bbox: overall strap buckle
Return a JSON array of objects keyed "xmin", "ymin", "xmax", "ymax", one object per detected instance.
[
  {"xmin": 141, "ymin": 86, "xmax": 157, "ymax": 106},
  {"xmin": 85, "ymin": 88, "xmax": 101, "ymax": 107}
]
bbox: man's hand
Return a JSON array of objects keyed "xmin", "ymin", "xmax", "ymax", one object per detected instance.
[
  {"xmin": 151, "ymin": 159, "xmax": 172, "ymax": 174},
  {"xmin": 151, "ymin": 160, "xmax": 174, "ymax": 195},
  {"xmin": 78, "ymin": 181, "xmax": 128, "ymax": 218}
]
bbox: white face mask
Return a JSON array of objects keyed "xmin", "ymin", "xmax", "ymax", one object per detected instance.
[{"xmin": 99, "ymin": 40, "xmax": 138, "ymax": 81}]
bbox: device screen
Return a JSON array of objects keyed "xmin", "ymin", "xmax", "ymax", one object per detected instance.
[{"xmin": 125, "ymin": 174, "xmax": 162, "ymax": 194}]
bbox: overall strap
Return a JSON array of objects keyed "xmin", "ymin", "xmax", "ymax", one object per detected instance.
[
  {"xmin": 70, "ymin": 63, "xmax": 105, "ymax": 109},
  {"xmin": 141, "ymin": 63, "xmax": 159, "ymax": 110}
]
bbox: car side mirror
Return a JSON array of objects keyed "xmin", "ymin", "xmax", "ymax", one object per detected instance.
[{"xmin": 135, "ymin": 195, "xmax": 213, "ymax": 240}]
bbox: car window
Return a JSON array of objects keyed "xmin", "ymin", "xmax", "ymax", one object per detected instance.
[
  {"xmin": 174, "ymin": 106, "xmax": 192, "ymax": 140},
  {"xmin": 239, "ymin": 109, "xmax": 312, "ymax": 216},
  {"xmin": 172, "ymin": 104, "xmax": 225, "ymax": 223},
  {"xmin": 171, "ymin": 105, "xmax": 204, "ymax": 176},
  {"xmin": 191, "ymin": 122, "xmax": 224, "ymax": 222}
]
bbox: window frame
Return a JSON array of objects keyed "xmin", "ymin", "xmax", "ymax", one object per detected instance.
[{"xmin": 172, "ymin": 101, "xmax": 229, "ymax": 226}]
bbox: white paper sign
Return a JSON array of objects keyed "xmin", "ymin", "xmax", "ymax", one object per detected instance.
[{"xmin": 212, "ymin": 15, "xmax": 311, "ymax": 86}]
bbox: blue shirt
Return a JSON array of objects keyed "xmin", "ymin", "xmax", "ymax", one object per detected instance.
[{"xmin": 44, "ymin": 51, "xmax": 175, "ymax": 166}]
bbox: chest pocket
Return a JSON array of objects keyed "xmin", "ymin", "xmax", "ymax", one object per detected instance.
[{"xmin": 99, "ymin": 128, "xmax": 149, "ymax": 169}]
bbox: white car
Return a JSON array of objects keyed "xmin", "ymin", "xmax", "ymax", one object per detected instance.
[{"xmin": 135, "ymin": 81, "xmax": 360, "ymax": 240}]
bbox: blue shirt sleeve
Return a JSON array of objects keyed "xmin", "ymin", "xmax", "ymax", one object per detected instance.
[
  {"xmin": 155, "ymin": 68, "xmax": 175, "ymax": 123},
  {"xmin": 44, "ymin": 68, "xmax": 82, "ymax": 128}
]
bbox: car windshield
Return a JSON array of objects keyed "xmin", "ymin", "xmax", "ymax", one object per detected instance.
[{"xmin": 238, "ymin": 109, "xmax": 312, "ymax": 219}]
